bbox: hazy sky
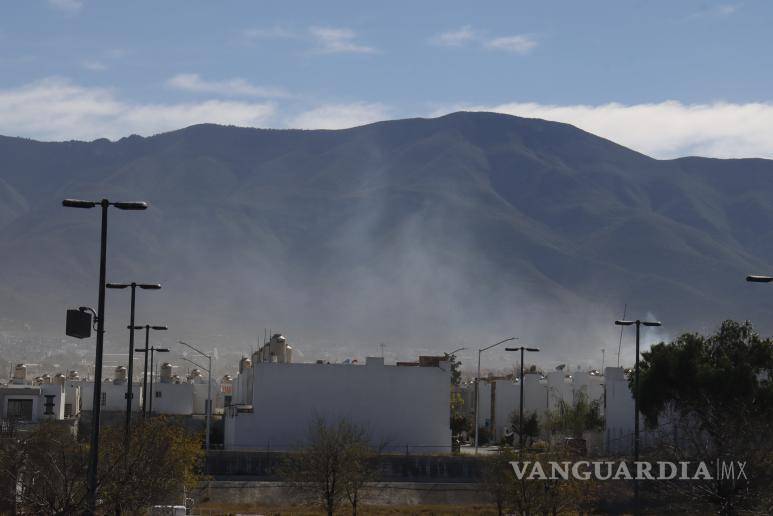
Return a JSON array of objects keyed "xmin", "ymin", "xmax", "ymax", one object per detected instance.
[{"xmin": 2, "ymin": 1, "xmax": 772, "ymax": 157}]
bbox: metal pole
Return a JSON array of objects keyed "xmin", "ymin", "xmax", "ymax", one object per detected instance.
[
  {"xmin": 519, "ymin": 347, "xmax": 525, "ymax": 450},
  {"xmin": 141, "ymin": 326, "xmax": 149, "ymax": 417},
  {"xmin": 149, "ymin": 347, "xmax": 155, "ymax": 416},
  {"xmin": 634, "ymin": 320, "xmax": 641, "ymax": 515},
  {"xmin": 206, "ymin": 354, "xmax": 212, "ymax": 451},
  {"xmin": 124, "ymin": 284, "xmax": 136, "ymax": 451},
  {"xmin": 474, "ymin": 349, "xmax": 481, "ymax": 454},
  {"xmin": 87, "ymin": 199, "xmax": 109, "ymax": 514}
]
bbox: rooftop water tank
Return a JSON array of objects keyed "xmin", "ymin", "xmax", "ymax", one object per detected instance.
[{"xmin": 160, "ymin": 362, "xmax": 173, "ymax": 383}]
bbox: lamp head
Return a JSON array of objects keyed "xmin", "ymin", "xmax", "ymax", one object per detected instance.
[
  {"xmin": 112, "ymin": 201, "xmax": 148, "ymax": 210},
  {"xmin": 62, "ymin": 199, "xmax": 96, "ymax": 208}
]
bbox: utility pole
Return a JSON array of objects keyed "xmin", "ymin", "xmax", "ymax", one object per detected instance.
[
  {"xmin": 505, "ymin": 346, "xmax": 540, "ymax": 449},
  {"xmin": 615, "ymin": 317, "xmax": 662, "ymax": 516},
  {"xmin": 62, "ymin": 197, "xmax": 147, "ymax": 514}
]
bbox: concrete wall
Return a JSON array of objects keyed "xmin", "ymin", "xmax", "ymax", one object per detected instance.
[
  {"xmin": 80, "ymin": 381, "xmax": 143, "ymax": 412},
  {"xmin": 152, "ymin": 383, "xmax": 194, "ymax": 415},
  {"xmin": 225, "ymin": 357, "xmax": 451, "ymax": 452}
]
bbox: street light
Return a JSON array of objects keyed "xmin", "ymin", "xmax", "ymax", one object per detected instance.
[
  {"xmin": 475, "ymin": 337, "xmax": 517, "ymax": 454},
  {"xmin": 615, "ymin": 318, "xmax": 662, "ymax": 515},
  {"xmin": 746, "ymin": 275, "xmax": 773, "ymax": 283},
  {"xmin": 446, "ymin": 347, "xmax": 466, "ymax": 356},
  {"xmin": 132, "ymin": 324, "xmax": 168, "ymax": 417},
  {"xmin": 106, "ymin": 282, "xmax": 161, "ymax": 452},
  {"xmin": 148, "ymin": 347, "xmax": 169, "ymax": 415},
  {"xmin": 505, "ymin": 346, "xmax": 540, "ymax": 450},
  {"xmin": 179, "ymin": 340, "xmax": 213, "ymax": 451},
  {"xmin": 62, "ymin": 197, "xmax": 147, "ymax": 514}
]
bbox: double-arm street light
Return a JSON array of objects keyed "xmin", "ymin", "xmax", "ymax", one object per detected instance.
[
  {"xmin": 62, "ymin": 198, "xmax": 147, "ymax": 514},
  {"xmin": 475, "ymin": 337, "xmax": 517, "ymax": 454},
  {"xmin": 615, "ymin": 317, "xmax": 662, "ymax": 515},
  {"xmin": 106, "ymin": 283, "xmax": 161, "ymax": 451},
  {"xmin": 179, "ymin": 340, "xmax": 213, "ymax": 451},
  {"xmin": 131, "ymin": 324, "xmax": 168, "ymax": 417},
  {"xmin": 505, "ymin": 346, "xmax": 540, "ymax": 450}
]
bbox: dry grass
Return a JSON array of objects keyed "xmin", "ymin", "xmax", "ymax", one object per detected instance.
[{"xmin": 193, "ymin": 502, "xmax": 501, "ymax": 515}]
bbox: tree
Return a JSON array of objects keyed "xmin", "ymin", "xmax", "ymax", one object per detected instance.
[
  {"xmin": 0, "ymin": 418, "xmax": 202, "ymax": 515},
  {"xmin": 281, "ymin": 416, "xmax": 378, "ymax": 516},
  {"xmin": 98, "ymin": 417, "xmax": 203, "ymax": 513},
  {"xmin": 636, "ymin": 320, "xmax": 773, "ymax": 515},
  {"xmin": 480, "ymin": 446, "xmax": 517, "ymax": 516},
  {"xmin": 507, "ymin": 410, "xmax": 540, "ymax": 447},
  {"xmin": 547, "ymin": 390, "xmax": 603, "ymax": 439},
  {"xmin": 446, "ymin": 353, "xmax": 469, "ymax": 447},
  {"xmin": 0, "ymin": 422, "xmax": 88, "ymax": 514}
]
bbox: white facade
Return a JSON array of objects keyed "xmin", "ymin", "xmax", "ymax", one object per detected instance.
[
  {"xmin": 224, "ymin": 357, "xmax": 451, "ymax": 452},
  {"xmin": 151, "ymin": 383, "xmax": 194, "ymax": 415},
  {"xmin": 80, "ymin": 380, "xmax": 143, "ymax": 412}
]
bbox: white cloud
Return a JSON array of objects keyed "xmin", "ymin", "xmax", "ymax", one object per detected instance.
[
  {"xmin": 485, "ymin": 35, "xmax": 537, "ymax": 54},
  {"xmin": 166, "ymin": 73, "xmax": 289, "ymax": 98},
  {"xmin": 689, "ymin": 3, "xmax": 742, "ymax": 18},
  {"xmin": 241, "ymin": 26, "xmax": 296, "ymax": 41},
  {"xmin": 430, "ymin": 26, "xmax": 476, "ymax": 47},
  {"xmin": 0, "ymin": 78, "xmax": 275, "ymax": 141},
  {"xmin": 309, "ymin": 27, "xmax": 376, "ymax": 54},
  {"xmin": 436, "ymin": 100, "xmax": 773, "ymax": 159},
  {"xmin": 48, "ymin": 0, "xmax": 83, "ymax": 12},
  {"xmin": 81, "ymin": 60, "xmax": 106, "ymax": 71},
  {"xmin": 288, "ymin": 102, "xmax": 390, "ymax": 130}
]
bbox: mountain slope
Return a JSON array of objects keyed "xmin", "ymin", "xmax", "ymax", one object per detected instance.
[{"xmin": 1, "ymin": 112, "xmax": 772, "ymax": 362}]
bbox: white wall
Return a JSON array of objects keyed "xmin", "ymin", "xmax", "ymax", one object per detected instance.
[
  {"xmin": 151, "ymin": 383, "xmax": 194, "ymax": 415},
  {"xmin": 81, "ymin": 381, "xmax": 143, "ymax": 412},
  {"xmin": 40, "ymin": 384, "xmax": 65, "ymax": 420},
  {"xmin": 225, "ymin": 357, "xmax": 451, "ymax": 452}
]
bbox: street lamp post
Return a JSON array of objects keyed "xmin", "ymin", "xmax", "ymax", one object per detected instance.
[
  {"xmin": 106, "ymin": 283, "xmax": 161, "ymax": 451},
  {"xmin": 62, "ymin": 198, "xmax": 147, "ymax": 514},
  {"xmin": 179, "ymin": 340, "xmax": 213, "ymax": 451},
  {"xmin": 133, "ymin": 324, "xmax": 168, "ymax": 417},
  {"xmin": 615, "ymin": 317, "xmax": 662, "ymax": 516},
  {"xmin": 505, "ymin": 346, "xmax": 540, "ymax": 450},
  {"xmin": 147, "ymin": 346, "xmax": 169, "ymax": 415},
  {"xmin": 475, "ymin": 337, "xmax": 517, "ymax": 454}
]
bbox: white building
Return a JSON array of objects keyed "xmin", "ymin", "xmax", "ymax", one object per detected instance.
[
  {"xmin": 224, "ymin": 354, "xmax": 451, "ymax": 453},
  {"xmin": 80, "ymin": 366, "xmax": 143, "ymax": 413},
  {"xmin": 467, "ymin": 368, "xmax": 607, "ymax": 442},
  {"xmin": 0, "ymin": 365, "xmax": 68, "ymax": 422}
]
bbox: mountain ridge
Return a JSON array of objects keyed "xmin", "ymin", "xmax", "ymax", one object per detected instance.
[{"xmin": 1, "ymin": 111, "xmax": 772, "ymax": 363}]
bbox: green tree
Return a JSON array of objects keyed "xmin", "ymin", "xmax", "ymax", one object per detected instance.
[
  {"xmin": 636, "ymin": 320, "xmax": 773, "ymax": 515},
  {"xmin": 507, "ymin": 410, "xmax": 540, "ymax": 447},
  {"xmin": 547, "ymin": 390, "xmax": 603, "ymax": 439}
]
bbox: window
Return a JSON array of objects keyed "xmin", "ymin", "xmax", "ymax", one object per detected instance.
[
  {"xmin": 155, "ymin": 391, "xmax": 162, "ymax": 398},
  {"xmin": 64, "ymin": 403, "xmax": 73, "ymax": 418},
  {"xmin": 44, "ymin": 395, "xmax": 55, "ymax": 415},
  {"xmin": 7, "ymin": 399, "xmax": 33, "ymax": 421},
  {"xmin": 100, "ymin": 392, "xmax": 107, "ymax": 407}
]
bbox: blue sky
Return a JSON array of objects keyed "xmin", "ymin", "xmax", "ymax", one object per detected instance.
[{"xmin": 1, "ymin": 0, "xmax": 772, "ymax": 158}]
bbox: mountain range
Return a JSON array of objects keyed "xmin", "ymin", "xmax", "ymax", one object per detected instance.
[{"xmin": 2, "ymin": 111, "xmax": 773, "ymax": 365}]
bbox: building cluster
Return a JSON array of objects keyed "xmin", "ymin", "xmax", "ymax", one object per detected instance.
[
  {"xmin": 4, "ymin": 331, "xmax": 651, "ymax": 455},
  {"xmin": 464, "ymin": 365, "xmax": 650, "ymax": 453},
  {"xmin": 0, "ymin": 362, "xmax": 231, "ymax": 428}
]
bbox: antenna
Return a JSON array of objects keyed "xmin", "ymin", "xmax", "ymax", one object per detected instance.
[
  {"xmin": 601, "ymin": 348, "xmax": 605, "ymax": 371},
  {"xmin": 616, "ymin": 303, "xmax": 627, "ymax": 367},
  {"xmin": 379, "ymin": 342, "xmax": 386, "ymax": 358}
]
